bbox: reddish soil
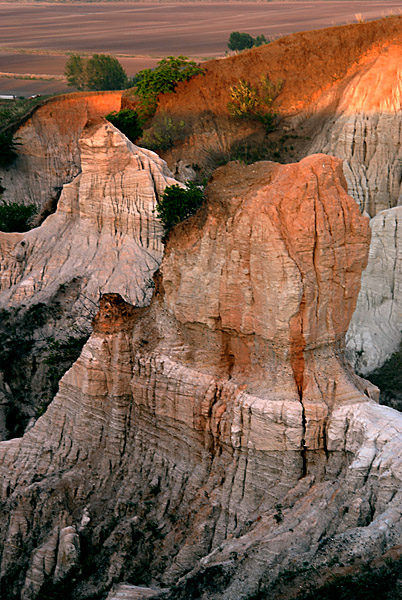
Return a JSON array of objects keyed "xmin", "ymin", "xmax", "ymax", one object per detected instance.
[{"xmin": 155, "ymin": 15, "xmax": 402, "ymax": 117}]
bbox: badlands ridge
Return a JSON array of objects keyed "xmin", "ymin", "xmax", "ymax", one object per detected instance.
[{"xmin": 0, "ymin": 15, "xmax": 402, "ymax": 600}]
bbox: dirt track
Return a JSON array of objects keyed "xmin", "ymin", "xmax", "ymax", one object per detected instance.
[{"xmin": 1, "ymin": 1, "xmax": 402, "ymax": 95}]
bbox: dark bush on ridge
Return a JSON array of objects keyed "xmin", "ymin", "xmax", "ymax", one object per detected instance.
[
  {"xmin": 0, "ymin": 130, "xmax": 18, "ymax": 167},
  {"xmin": 156, "ymin": 182, "xmax": 204, "ymax": 231},
  {"xmin": 228, "ymin": 31, "xmax": 269, "ymax": 51},
  {"xmin": 106, "ymin": 108, "xmax": 143, "ymax": 142},
  {"xmin": 134, "ymin": 56, "xmax": 204, "ymax": 118}
]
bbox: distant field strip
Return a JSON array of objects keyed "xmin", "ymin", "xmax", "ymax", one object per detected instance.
[
  {"xmin": 2, "ymin": 1, "xmax": 402, "ymax": 95},
  {"xmin": 0, "ymin": 47, "xmax": 174, "ymax": 59},
  {"xmin": 0, "ymin": 72, "xmax": 65, "ymax": 80},
  {"xmin": 3, "ymin": 1, "xmax": 402, "ymax": 56}
]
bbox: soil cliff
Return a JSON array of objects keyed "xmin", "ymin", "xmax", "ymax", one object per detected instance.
[
  {"xmin": 0, "ymin": 91, "xmax": 122, "ymax": 210},
  {"xmin": 140, "ymin": 16, "xmax": 402, "ymax": 217},
  {"xmin": 346, "ymin": 206, "xmax": 402, "ymax": 377},
  {"xmin": 0, "ymin": 119, "xmax": 177, "ymax": 439},
  {"xmin": 131, "ymin": 15, "xmax": 402, "ymax": 380},
  {"xmin": 2, "ymin": 155, "xmax": 400, "ymax": 600}
]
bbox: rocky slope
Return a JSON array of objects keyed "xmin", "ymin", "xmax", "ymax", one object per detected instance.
[
  {"xmin": 346, "ymin": 206, "xmax": 402, "ymax": 375},
  {"xmin": 0, "ymin": 91, "xmax": 122, "ymax": 210},
  {"xmin": 304, "ymin": 43, "xmax": 402, "ymax": 216},
  {"xmin": 0, "ymin": 119, "xmax": 177, "ymax": 439},
  {"xmin": 2, "ymin": 154, "xmax": 401, "ymax": 600}
]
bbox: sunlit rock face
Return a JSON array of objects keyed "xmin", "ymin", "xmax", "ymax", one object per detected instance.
[
  {"xmin": 0, "ymin": 91, "xmax": 123, "ymax": 210},
  {"xmin": 2, "ymin": 154, "xmax": 399, "ymax": 600},
  {"xmin": 0, "ymin": 120, "xmax": 177, "ymax": 438},
  {"xmin": 307, "ymin": 45, "xmax": 402, "ymax": 216},
  {"xmin": 346, "ymin": 206, "xmax": 402, "ymax": 374}
]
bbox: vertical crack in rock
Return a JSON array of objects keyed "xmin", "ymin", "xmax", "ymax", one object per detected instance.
[
  {"xmin": 0, "ymin": 154, "xmax": 383, "ymax": 600},
  {"xmin": 289, "ymin": 292, "xmax": 307, "ymax": 478}
]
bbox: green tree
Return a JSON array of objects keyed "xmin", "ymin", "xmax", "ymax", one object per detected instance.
[
  {"xmin": 105, "ymin": 108, "xmax": 143, "ymax": 142},
  {"xmin": 64, "ymin": 53, "xmax": 128, "ymax": 91},
  {"xmin": 156, "ymin": 182, "xmax": 204, "ymax": 231},
  {"xmin": 227, "ymin": 31, "xmax": 269, "ymax": 51},
  {"xmin": 64, "ymin": 53, "xmax": 87, "ymax": 90},
  {"xmin": 86, "ymin": 54, "xmax": 128, "ymax": 91},
  {"xmin": 134, "ymin": 56, "xmax": 203, "ymax": 117},
  {"xmin": 255, "ymin": 34, "xmax": 269, "ymax": 47},
  {"xmin": 228, "ymin": 32, "xmax": 255, "ymax": 51}
]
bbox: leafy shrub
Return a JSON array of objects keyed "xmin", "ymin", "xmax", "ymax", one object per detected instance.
[
  {"xmin": 228, "ymin": 31, "xmax": 269, "ymax": 51},
  {"xmin": 228, "ymin": 76, "xmax": 283, "ymax": 132},
  {"xmin": 0, "ymin": 130, "xmax": 18, "ymax": 167},
  {"xmin": 156, "ymin": 182, "xmax": 204, "ymax": 230},
  {"xmin": 65, "ymin": 53, "xmax": 129, "ymax": 91},
  {"xmin": 228, "ymin": 32, "xmax": 255, "ymax": 51},
  {"xmin": 105, "ymin": 108, "xmax": 143, "ymax": 142},
  {"xmin": 0, "ymin": 200, "xmax": 37, "ymax": 232},
  {"xmin": 134, "ymin": 56, "xmax": 203, "ymax": 117},
  {"xmin": 141, "ymin": 114, "xmax": 185, "ymax": 151}
]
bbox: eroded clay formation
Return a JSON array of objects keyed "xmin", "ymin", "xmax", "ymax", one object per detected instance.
[
  {"xmin": 1, "ymin": 155, "xmax": 401, "ymax": 600},
  {"xmin": 0, "ymin": 91, "xmax": 123, "ymax": 210},
  {"xmin": 0, "ymin": 119, "xmax": 178, "ymax": 439}
]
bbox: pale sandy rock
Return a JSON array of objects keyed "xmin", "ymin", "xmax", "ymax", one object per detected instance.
[
  {"xmin": 180, "ymin": 402, "xmax": 402, "ymax": 600},
  {"xmin": 0, "ymin": 119, "xmax": 175, "ymax": 311},
  {"xmin": 0, "ymin": 91, "xmax": 123, "ymax": 210},
  {"xmin": 306, "ymin": 45, "xmax": 402, "ymax": 216},
  {"xmin": 20, "ymin": 528, "xmax": 59, "ymax": 600},
  {"xmin": 106, "ymin": 585, "xmax": 160, "ymax": 599},
  {"xmin": 53, "ymin": 526, "xmax": 80, "ymax": 583},
  {"xmin": 1, "ymin": 155, "xmax": 399, "ymax": 600},
  {"xmin": 346, "ymin": 206, "xmax": 402, "ymax": 374},
  {"xmin": 0, "ymin": 118, "xmax": 179, "ymax": 439}
]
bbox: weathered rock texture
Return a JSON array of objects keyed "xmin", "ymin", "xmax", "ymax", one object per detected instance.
[
  {"xmin": 2, "ymin": 155, "xmax": 400, "ymax": 600},
  {"xmin": 0, "ymin": 119, "xmax": 177, "ymax": 438},
  {"xmin": 346, "ymin": 206, "xmax": 402, "ymax": 374},
  {"xmin": 0, "ymin": 119, "xmax": 171, "ymax": 310},
  {"xmin": 134, "ymin": 16, "xmax": 402, "ymax": 216},
  {"xmin": 0, "ymin": 91, "xmax": 122, "ymax": 210},
  {"xmin": 131, "ymin": 17, "xmax": 402, "ymax": 382},
  {"xmin": 305, "ymin": 44, "xmax": 402, "ymax": 216}
]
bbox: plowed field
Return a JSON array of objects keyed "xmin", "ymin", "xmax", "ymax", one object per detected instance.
[{"xmin": 1, "ymin": 1, "xmax": 402, "ymax": 95}]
